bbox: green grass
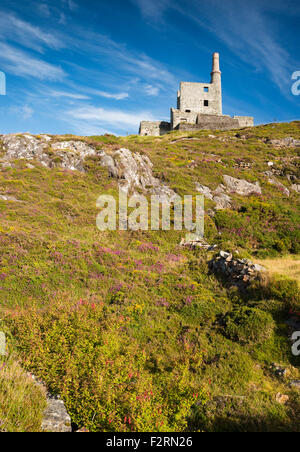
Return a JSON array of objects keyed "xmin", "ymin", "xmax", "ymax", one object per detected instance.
[
  {"xmin": 0, "ymin": 355, "xmax": 46, "ymax": 432},
  {"xmin": 0, "ymin": 122, "xmax": 299, "ymax": 432}
]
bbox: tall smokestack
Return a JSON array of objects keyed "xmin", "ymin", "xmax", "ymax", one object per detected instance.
[{"xmin": 211, "ymin": 52, "xmax": 222, "ymax": 115}]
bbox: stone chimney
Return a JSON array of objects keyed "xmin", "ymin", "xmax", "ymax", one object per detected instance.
[{"xmin": 211, "ymin": 52, "xmax": 222, "ymax": 115}]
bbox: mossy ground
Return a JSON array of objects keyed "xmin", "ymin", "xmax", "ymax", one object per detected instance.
[{"xmin": 0, "ymin": 122, "xmax": 299, "ymax": 432}]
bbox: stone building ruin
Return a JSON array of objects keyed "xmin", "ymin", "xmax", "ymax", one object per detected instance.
[{"xmin": 139, "ymin": 53, "xmax": 254, "ymax": 136}]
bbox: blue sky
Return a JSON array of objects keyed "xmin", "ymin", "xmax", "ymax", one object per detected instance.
[{"xmin": 0, "ymin": 0, "xmax": 299, "ymax": 136}]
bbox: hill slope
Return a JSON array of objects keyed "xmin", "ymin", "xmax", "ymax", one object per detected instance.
[{"xmin": 0, "ymin": 122, "xmax": 299, "ymax": 432}]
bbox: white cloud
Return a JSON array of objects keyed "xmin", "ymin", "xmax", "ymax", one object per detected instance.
[
  {"xmin": 66, "ymin": 105, "xmax": 155, "ymax": 129},
  {"xmin": 94, "ymin": 90, "xmax": 129, "ymax": 100},
  {"xmin": 50, "ymin": 90, "xmax": 90, "ymax": 100},
  {"xmin": 145, "ymin": 85, "xmax": 160, "ymax": 96},
  {"xmin": 174, "ymin": 0, "xmax": 295, "ymax": 94},
  {"xmin": 0, "ymin": 43, "xmax": 66, "ymax": 80},
  {"xmin": 0, "ymin": 12, "xmax": 62, "ymax": 52},
  {"xmin": 22, "ymin": 106, "xmax": 34, "ymax": 120},
  {"xmin": 38, "ymin": 4, "xmax": 51, "ymax": 18},
  {"xmin": 132, "ymin": 0, "xmax": 171, "ymax": 21}
]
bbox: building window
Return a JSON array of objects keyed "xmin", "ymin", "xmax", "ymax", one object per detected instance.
[
  {"xmin": 204, "ymin": 87, "xmax": 209, "ymax": 92},
  {"xmin": 185, "ymin": 109, "xmax": 191, "ymax": 113},
  {"xmin": 204, "ymin": 100, "xmax": 209, "ymax": 107}
]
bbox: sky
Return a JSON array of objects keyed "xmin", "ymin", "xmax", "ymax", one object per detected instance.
[{"xmin": 0, "ymin": 0, "xmax": 299, "ymax": 136}]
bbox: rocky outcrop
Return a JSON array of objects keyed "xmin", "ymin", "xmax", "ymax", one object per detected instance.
[
  {"xmin": 100, "ymin": 148, "xmax": 177, "ymax": 199},
  {"xmin": 0, "ymin": 134, "xmax": 176, "ymax": 199},
  {"xmin": 209, "ymin": 251, "xmax": 266, "ymax": 288},
  {"xmin": 264, "ymin": 171, "xmax": 290, "ymax": 197},
  {"xmin": 223, "ymin": 175, "xmax": 262, "ymax": 196},
  {"xmin": 0, "ymin": 134, "xmax": 96, "ymax": 172},
  {"xmin": 196, "ymin": 175, "xmax": 262, "ymax": 210},
  {"xmin": 291, "ymin": 184, "xmax": 300, "ymax": 194},
  {"xmin": 268, "ymin": 137, "xmax": 300, "ymax": 148}
]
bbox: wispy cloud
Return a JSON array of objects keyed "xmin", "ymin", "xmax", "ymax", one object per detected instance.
[
  {"xmin": 0, "ymin": 43, "xmax": 66, "ymax": 80},
  {"xmin": 93, "ymin": 90, "xmax": 129, "ymax": 100},
  {"xmin": 49, "ymin": 90, "xmax": 90, "ymax": 100},
  {"xmin": 65, "ymin": 105, "xmax": 155, "ymax": 133},
  {"xmin": 132, "ymin": 0, "xmax": 171, "ymax": 21},
  {"xmin": 22, "ymin": 105, "xmax": 34, "ymax": 120},
  {"xmin": 0, "ymin": 11, "xmax": 63, "ymax": 52},
  {"xmin": 173, "ymin": 0, "xmax": 296, "ymax": 94},
  {"xmin": 145, "ymin": 85, "xmax": 160, "ymax": 96}
]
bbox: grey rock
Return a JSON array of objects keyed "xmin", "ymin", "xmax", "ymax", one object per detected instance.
[
  {"xmin": 195, "ymin": 183, "xmax": 214, "ymax": 200},
  {"xmin": 213, "ymin": 193, "xmax": 232, "ymax": 210},
  {"xmin": 41, "ymin": 395, "xmax": 72, "ymax": 432},
  {"xmin": 100, "ymin": 148, "xmax": 177, "ymax": 199},
  {"xmin": 223, "ymin": 175, "xmax": 262, "ymax": 196},
  {"xmin": 180, "ymin": 237, "xmax": 217, "ymax": 251},
  {"xmin": 220, "ymin": 251, "xmax": 231, "ymax": 259},
  {"xmin": 0, "ymin": 194, "xmax": 21, "ymax": 202},
  {"xmin": 99, "ymin": 154, "xmax": 118, "ymax": 178},
  {"xmin": 290, "ymin": 381, "xmax": 300, "ymax": 390},
  {"xmin": 267, "ymin": 177, "xmax": 290, "ymax": 197},
  {"xmin": 291, "ymin": 184, "xmax": 300, "ymax": 194},
  {"xmin": 269, "ymin": 137, "xmax": 300, "ymax": 148},
  {"xmin": 195, "ymin": 182, "xmax": 232, "ymax": 210},
  {"xmin": 0, "ymin": 134, "xmax": 96, "ymax": 172},
  {"xmin": 252, "ymin": 263, "xmax": 266, "ymax": 272}
]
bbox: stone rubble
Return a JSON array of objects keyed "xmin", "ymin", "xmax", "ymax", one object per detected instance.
[
  {"xmin": 180, "ymin": 237, "xmax": 217, "ymax": 251},
  {"xmin": 275, "ymin": 393, "xmax": 289, "ymax": 405},
  {"xmin": 270, "ymin": 363, "xmax": 290, "ymax": 378},
  {"xmin": 208, "ymin": 251, "xmax": 266, "ymax": 288}
]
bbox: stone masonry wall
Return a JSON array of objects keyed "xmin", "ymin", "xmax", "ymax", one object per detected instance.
[
  {"xmin": 139, "ymin": 121, "xmax": 171, "ymax": 136},
  {"xmin": 176, "ymin": 114, "xmax": 254, "ymax": 131},
  {"xmin": 234, "ymin": 116, "xmax": 254, "ymax": 127},
  {"xmin": 179, "ymin": 82, "xmax": 221, "ymax": 115},
  {"xmin": 171, "ymin": 109, "xmax": 198, "ymax": 130}
]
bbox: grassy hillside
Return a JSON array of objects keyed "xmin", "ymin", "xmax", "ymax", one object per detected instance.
[{"xmin": 0, "ymin": 122, "xmax": 299, "ymax": 432}]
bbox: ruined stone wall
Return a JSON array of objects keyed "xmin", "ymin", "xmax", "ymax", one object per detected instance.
[
  {"xmin": 179, "ymin": 82, "xmax": 221, "ymax": 115},
  {"xmin": 177, "ymin": 114, "xmax": 243, "ymax": 131},
  {"xmin": 171, "ymin": 108, "xmax": 198, "ymax": 130},
  {"xmin": 196, "ymin": 114, "xmax": 240, "ymax": 130},
  {"xmin": 139, "ymin": 121, "xmax": 171, "ymax": 136},
  {"xmin": 234, "ymin": 116, "xmax": 254, "ymax": 128},
  {"xmin": 177, "ymin": 113, "xmax": 254, "ymax": 131}
]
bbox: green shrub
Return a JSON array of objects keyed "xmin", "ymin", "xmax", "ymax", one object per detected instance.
[
  {"xmin": 225, "ymin": 307, "xmax": 275, "ymax": 345},
  {"xmin": 269, "ymin": 278, "xmax": 300, "ymax": 311}
]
